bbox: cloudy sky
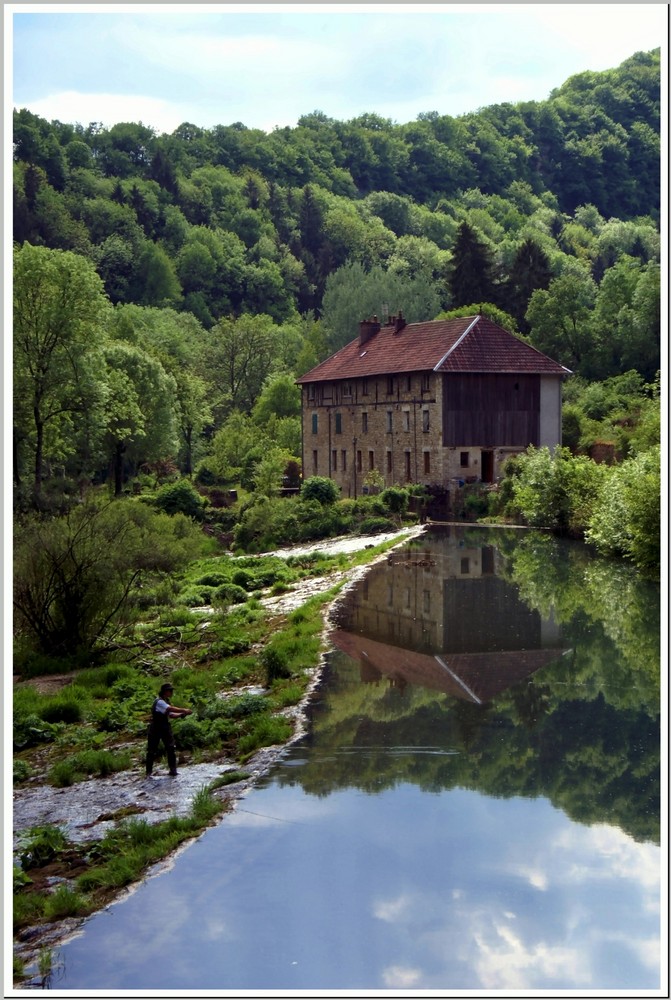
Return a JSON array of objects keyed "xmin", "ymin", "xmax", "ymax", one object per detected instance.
[{"xmin": 8, "ymin": 4, "xmax": 668, "ymax": 135}]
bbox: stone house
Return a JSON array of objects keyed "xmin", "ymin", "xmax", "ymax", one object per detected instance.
[{"xmin": 295, "ymin": 313, "xmax": 571, "ymax": 497}]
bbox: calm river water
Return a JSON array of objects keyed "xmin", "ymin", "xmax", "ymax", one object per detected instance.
[{"xmin": 47, "ymin": 527, "xmax": 662, "ymax": 993}]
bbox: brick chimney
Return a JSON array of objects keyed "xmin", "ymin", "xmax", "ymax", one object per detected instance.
[
  {"xmin": 359, "ymin": 315, "xmax": 381, "ymax": 346},
  {"xmin": 394, "ymin": 310, "xmax": 406, "ymax": 334}
]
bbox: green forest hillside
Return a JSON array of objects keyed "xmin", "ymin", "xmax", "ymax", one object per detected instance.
[{"xmin": 13, "ymin": 48, "xmax": 660, "ymax": 518}]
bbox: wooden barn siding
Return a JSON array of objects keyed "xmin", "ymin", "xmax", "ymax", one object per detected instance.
[{"xmin": 442, "ymin": 373, "xmax": 540, "ymax": 447}]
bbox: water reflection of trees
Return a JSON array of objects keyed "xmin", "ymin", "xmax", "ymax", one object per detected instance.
[{"xmin": 280, "ymin": 528, "xmax": 660, "ymax": 845}]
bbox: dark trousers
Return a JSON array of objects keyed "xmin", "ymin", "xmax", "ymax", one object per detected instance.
[{"xmin": 145, "ymin": 726, "xmax": 176, "ymax": 775}]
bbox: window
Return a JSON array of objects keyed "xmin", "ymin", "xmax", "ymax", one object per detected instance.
[
  {"xmin": 307, "ymin": 385, "xmax": 315, "ymax": 401},
  {"xmin": 335, "ymin": 412, "xmax": 342, "ymax": 434},
  {"xmin": 403, "ymin": 410, "xmax": 410, "ymax": 432},
  {"xmin": 362, "ymin": 378, "xmax": 369, "ymax": 395},
  {"xmin": 312, "ymin": 450, "xmax": 318, "ymax": 473},
  {"xmin": 460, "ymin": 557, "xmax": 470, "ymax": 575},
  {"xmin": 404, "ymin": 451, "xmax": 411, "ymax": 480},
  {"xmin": 312, "ymin": 413, "xmax": 318, "ymax": 434},
  {"xmin": 386, "ymin": 376, "xmax": 394, "ymax": 394},
  {"xmin": 423, "ymin": 590, "xmax": 431, "ymax": 614},
  {"xmin": 386, "ymin": 411, "xmax": 393, "ymax": 433},
  {"xmin": 362, "ymin": 412, "xmax": 368, "ymax": 433},
  {"xmin": 406, "ymin": 375, "xmax": 412, "ymax": 392},
  {"xmin": 421, "ymin": 373, "xmax": 430, "ymax": 391},
  {"xmin": 422, "ymin": 409, "xmax": 430, "ymax": 432},
  {"xmin": 343, "ymin": 381, "xmax": 353, "ymax": 397},
  {"xmin": 368, "ymin": 450, "xmax": 375, "ymax": 471},
  {"xmin": 331, "ymin": 450, "xmax": 337, "ymax": 471},
  {"xmin": 341, "ymin": 450, "xmax": 347, "ymax": 471},
  {"xmin": 460, "ymin": 451, "xmax": 469, "ymax": 467},
  {"xmin": 423, "ymin": 451, "xmax": 431, "ymax": 474},
  {"xmin": 357, "ymin": 450, "xmax": 362, "ymax": 472},
  {"xmin": 386, "ymin": 450, "xmax": 393, "ymax": 474}
]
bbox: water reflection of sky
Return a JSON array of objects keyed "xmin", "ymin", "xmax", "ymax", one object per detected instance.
[{"xmin": 54, "ymin": 779, "xmax": 660, "ymax": 992}]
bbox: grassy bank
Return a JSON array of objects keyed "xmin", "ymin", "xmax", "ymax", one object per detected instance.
[{"xmin": 12, "ymin": 531, "xmax": 416, "ymax": 983}]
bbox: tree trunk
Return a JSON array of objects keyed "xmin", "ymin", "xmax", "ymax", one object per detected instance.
[
  {"xmin": 33, "ymin": 411, "xmax": 44, "ymax": 504},
  {"xmin": 114, "ymin": 440, "xmax": 125, "ymax": 497}
]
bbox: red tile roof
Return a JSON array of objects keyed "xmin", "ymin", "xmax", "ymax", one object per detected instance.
[
  {"xmin": 296, "ymin": 315, "xmax": 571, "ymax": 383},
  {"xmin": 331, "ymin": 629, "xmax": 568, "ymax": 703}
]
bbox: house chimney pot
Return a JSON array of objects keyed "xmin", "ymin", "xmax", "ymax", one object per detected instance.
[
  {"xmin": 359, "ymin": 316, "xmax": 381, "ymax": 345},
  {"xmin": 394, "ymin": 310, "xmax": 406, "ymax": 334}
]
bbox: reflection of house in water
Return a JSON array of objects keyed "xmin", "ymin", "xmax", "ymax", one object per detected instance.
[{"xmin": 330, "ymin": 531, "xmax": 567, "ymax": 703}]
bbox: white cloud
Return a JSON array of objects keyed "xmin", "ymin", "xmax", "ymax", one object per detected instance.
[
  {"xmin": 381, "ymin": 963, "xmax": 423, "ymax": 988},
  {"xmin": 474, "ymin": 918, "xmax": 591, "ymax": 990},
  {"xmin": 531, "ymin": 4, "xmax": 666, "ymax": 65},
  {"xmin": 372, "ymin": 893, "xmax": 413, "ymax": 922},
  {"xmin": 19, "ymin": 91, "xmax": 192, "ymax": 134}
]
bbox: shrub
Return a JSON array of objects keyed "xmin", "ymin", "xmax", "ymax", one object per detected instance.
[
  {"xmin": 14, "ymin": 499, "xmax": 204, "ymax": 659},
  {"xmin": 195, "ymin": 572, "xmax": 228, "ymax": 587},
  {"xmin": 212, "ymin": 583, "xmax": 248, "ymax": 606},
  {"xmin": 38, "ymin": 696, "xmax": 85, "ymax": 725},
  {"xmin": 177, "ymin": 586, "xmax": 215, "ymax": 607},
  {"xmin": 300, "ymin": 476, "xmax": 340, "ymax": 505},
  {"xmin": 503, "ymin": 446, "xmax": 607, "ymax": 535},
  {"xmin": 13, "ymin": 714, "xmax": 59, "ymax": 750},
  {"xmin": 13, "ymin": 759, "xmax": 33, "ymax": 784},
  {"xmin": 153, "ymin": 479, "xmax": 206, "ymax": 520},
  {"xmin": 586, "ymin": 446, "xmax": 660, "ymax": 573},
  {"xmin": 19, "ymin": 826, "xmax": 68, "ymax": 869},
  {"xmin": 238, "ymin": 716, "xmax": 293, "ymax": 757},
  {"xmin": 261, "ymin": 646, "xmax": 292, "ymax": 684},
  {"xmin": 380, "ymin": 486, "xmax": 409, "ymax": 523},
  {"xmin": 94, "ymin": 703, "xmax": 132, "ymax": 732}
]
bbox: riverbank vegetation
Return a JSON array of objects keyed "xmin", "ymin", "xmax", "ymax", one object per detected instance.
[{"xmin": 12, "ymin": 526, "xmax": 414, "ymax": 979}]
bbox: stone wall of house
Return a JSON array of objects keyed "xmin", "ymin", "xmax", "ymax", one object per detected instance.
[
  {"xmin": 302, "ymin": 373, "xmax": 542, "ymax": 496},
  {"xmin": 302, "ymin": 373, "xmax": 447, "ymax": 497}
]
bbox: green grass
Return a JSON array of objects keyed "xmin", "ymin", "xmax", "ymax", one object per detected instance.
[{"xmin": 48, "ymin": 749, "xmax": 133, "ymax": 787}]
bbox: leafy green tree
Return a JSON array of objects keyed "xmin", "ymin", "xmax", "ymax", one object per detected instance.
[
  {"xmin": 321, "ymin": 262, "xmax": 441, "ymax": 352},
  {"xmin": 252, "ymin": 447, "xmax": 293, "ymax": 498},
  {"xmin": 13, "ymin": 498, "xmax": 203, "ymax": 660},
  {"xmin": 209, "ymin": 410, "xmax": 262, "ymax": 483},
  {"xmin": 101, "ymin": 341, "xmax": 178, "ymax": 496},
  {"xmin": 206, "ymin": 313, "xmax": 281, "ymax": 419},
  {"xmin": 95, "ymin": 234, "xmax": 136, "ymax": 303},
  {"xmin": 586, "ymin": 446, "xmax": 660, "ymax": 574},
  {"xmin": 380, "ymin": 486, "xmax": 409, "ymax": 526},
  {"xmin": 174, "ymin": 372, "xmax": 213, "ymax": 476},
  {"xmin": 435, "ymin": 303, "xmax": 519, "ymax": 333},
  {"xmin": 131, "ymin": 241, "xmax": 182, "ymax": 308},
  {"xmin": 13, "ymin": 244, "xmax": 110, "ymax": 504},
  {"xmin": 526, "ymin": 270, "xmax": 597, "ymax": 374},
  {"xmin": 252, "ymin": 372, "xmax": 302, "ymax": 425}
]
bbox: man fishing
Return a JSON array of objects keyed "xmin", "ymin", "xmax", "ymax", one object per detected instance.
[{"xmin": 145, "ymin": 682, "xmax": 192, "ymax": 778}]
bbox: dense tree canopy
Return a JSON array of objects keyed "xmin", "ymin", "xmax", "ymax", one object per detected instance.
[{"xmin": 12, "ymin": 48, "xmax": 661, "ymax": 506}]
